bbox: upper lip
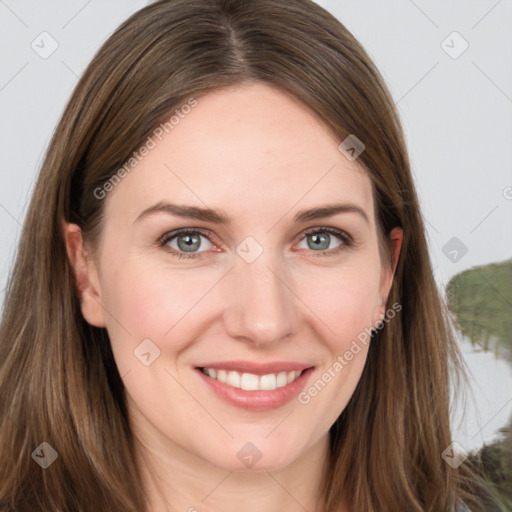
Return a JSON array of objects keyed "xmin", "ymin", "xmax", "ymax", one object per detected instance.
[{"xmin": 196, "ymin": 361, "xmax": 314, "ymax": 375}]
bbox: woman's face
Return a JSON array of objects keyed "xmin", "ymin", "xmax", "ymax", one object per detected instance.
[{"xmin": 72, "ymin": 82, "xmax": 400, "ymax": 472}]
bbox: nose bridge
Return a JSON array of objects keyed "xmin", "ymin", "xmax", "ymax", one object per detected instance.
[{"xmin": 223, "ymin": 247, "xmax": 298, "ymax": 345}]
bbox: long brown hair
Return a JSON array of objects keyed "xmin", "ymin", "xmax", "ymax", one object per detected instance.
[{"xmin": 0, "ymin": 0, "xmax": 495, "ymax": 510}]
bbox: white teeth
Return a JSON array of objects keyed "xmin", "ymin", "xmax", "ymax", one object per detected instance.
[
  {"xmin": 240, "ymin": 373, "xmax": 259, "ymax": 391},
  {"xmin": 201, "ymin": 367, "xmax": 304, "ymax": 391},
  {"xmin": 259, "ymin": 373, "xmax": 277, "ymax": 390},
  {"xmin": 276, "ymin": 371, "xmax": 288, "ymax": 388},
  {"xmin": 226, "ymin": 371, "xmax": 241, "ymax": 388}
]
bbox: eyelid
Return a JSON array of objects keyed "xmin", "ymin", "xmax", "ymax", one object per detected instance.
[
  {"xmin": 299, "ymin": 226, "xmax": 353, "ymax": 244},
  {"xmin": 294, "ymin": 226, "xmax": 354, "ymax": 255},
  {"xmin": 157, "ymin": 227, "xmax": 219, "ymax": 247},
  {"xmin": 157, "ymin": 225, "xmax": 354, "ymax": 259}
]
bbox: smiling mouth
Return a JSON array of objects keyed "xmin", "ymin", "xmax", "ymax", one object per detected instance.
[{"xmin": 198, "ymin": 367, "xmax": 308, "ymax": 391}]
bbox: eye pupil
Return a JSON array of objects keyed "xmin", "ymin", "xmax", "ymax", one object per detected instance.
[
  {"xmin": 165, "ymin": 229, "xmax": 345, "ymax": 258},
  {"xmin": 308, "ymin": 233, "xmax": 330, "ymax": 251},
  {"xmin": 177, "ymin": 234, "xmax": 201, "ymax": 252}
]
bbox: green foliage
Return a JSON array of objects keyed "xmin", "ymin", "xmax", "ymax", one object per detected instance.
[
  {"xmin": 446, "ymin": 259, "xmax": 512, "ymax": 510},
  {"xmin": 468, "ymin": 438, "xmax": 512, "ymax": 511},
  {"xmin": 446, "ymin": 259, "xmax": 512, "ymax": 358}
]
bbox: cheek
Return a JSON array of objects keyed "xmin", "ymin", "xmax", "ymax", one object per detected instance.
[
  {"xmin": 101, "ymin": 263, "xmax": 170, "ymax": 332},
  {"xmin": 98, "ymin": 255, "xmax": 225, "ymax": 360},
  {"xmin": 295, "ymin": 257, "xmax": 382, "ymax": 345},
  {"xmin": 293, "ymin": 262, "xmax": 380, "ymax": 432}
]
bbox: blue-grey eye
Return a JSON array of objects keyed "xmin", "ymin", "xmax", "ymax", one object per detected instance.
[
  {"xmin": 166, "ymin": 232, "xmax": 213, "ymax": 253},
  {"xmin": 299, "ymin": 231, "xmax": 343, "ymax": 251}
]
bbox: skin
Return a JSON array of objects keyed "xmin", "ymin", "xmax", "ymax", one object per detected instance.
[{"xmin": 64, "ymin": 82, "xmax": 402, "ymax": 512}]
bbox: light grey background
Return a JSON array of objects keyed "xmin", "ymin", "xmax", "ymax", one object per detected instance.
[{"xmin": 1, "ymin": 0, "xmax": 511, "ymax": 453}]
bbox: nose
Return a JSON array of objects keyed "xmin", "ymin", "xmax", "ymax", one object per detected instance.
[{"xmin": 222, "ymin": 251, "xmax": 299, "ymax": 347}]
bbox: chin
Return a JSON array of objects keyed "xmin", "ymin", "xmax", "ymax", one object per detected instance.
[{"xmin": 194, "ymin": 434, "xmax": 310, "ymax": 473}]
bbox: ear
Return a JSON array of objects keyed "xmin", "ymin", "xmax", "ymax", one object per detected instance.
[
  {"xmin": 377, "ymin": 227, "xmax": 403, "ymax": 318},
  {"xmin": 62, "ymin": 222, "xmax": 106, "ymax": 328}
]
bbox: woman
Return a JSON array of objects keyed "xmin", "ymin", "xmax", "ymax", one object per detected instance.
[{"xmin": 0, "ymin": 0, "xmax": 496, "ymax": 510}]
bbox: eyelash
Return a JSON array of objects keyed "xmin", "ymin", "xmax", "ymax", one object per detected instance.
[{"xmin": 156, "ymin": 227, "xmax": 354, "ymax": 260}]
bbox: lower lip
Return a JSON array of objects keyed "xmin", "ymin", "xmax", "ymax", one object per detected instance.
[{"xmin": 195, "ymin": 367, "xmax": 314, "ymax": 412}]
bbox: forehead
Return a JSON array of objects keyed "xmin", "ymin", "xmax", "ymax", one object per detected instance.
[{"xmin": 104, "ymin": 82, "xmax": 374, "ymax": 226}]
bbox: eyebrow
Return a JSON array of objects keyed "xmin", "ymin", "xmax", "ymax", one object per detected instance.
[{"xmin": 134, "ymin": 201, "xmax": 370, "ymax": 225}]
